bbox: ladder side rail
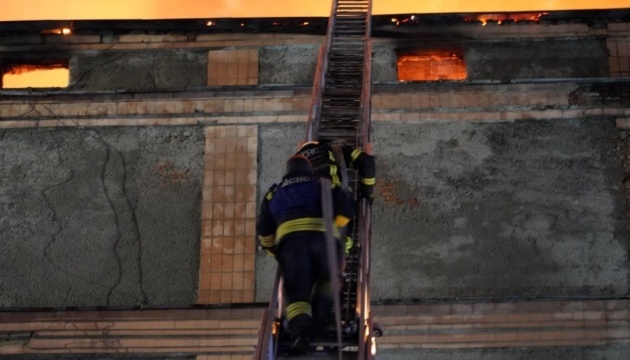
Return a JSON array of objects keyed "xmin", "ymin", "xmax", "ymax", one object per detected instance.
[
  {"xmin": 357, "ymin": 200, "xmax": 374, "ymax": 359},
  {"xmin": 253, "ymin": 267, "xmax": 282, "ymax": 360},
  {"xmin": 252, "ymin": 309, "xmax": 268, "ymax": 360},
  {"xmin": 304, "ymin": 0, "xmax": 339, "ymax": 143},
  {"xmin": 321, "ymin": 178, "xmax": 343, "ymax": 360},
  {"xmin": 304, "ymin": 44, "xmax": 325, "ymax": 143},
  {"xmin": 359, "ymin": 0, "xmax": 373, "ymax": 149},
  {"xmin": 358, "ymin": 2, "xmax": 374, "ymax": 358},
  {"xmin": 360, "ymin": 41, "xmax": 372, "ymax": 149},
  {"xmin": 364, "ymin": 201, "xmax": 375, "ymax": 359}
]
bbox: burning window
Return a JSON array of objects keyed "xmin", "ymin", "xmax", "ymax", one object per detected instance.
[
  {"xmin": 397, "ymin": 50, "xmax": 467, "ymax": 82},
  {"xmin": 1, "ymin": 63, "xmax": 69, "ymax": 89}
]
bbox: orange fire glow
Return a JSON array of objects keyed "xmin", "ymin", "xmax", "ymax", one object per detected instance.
[
  {"xmin": 2, "ymin": 66, "xmax": 69, "ymax": 89},
  {"xmin": 397, "ymin": 51, "xmax": 467, "ymax": 82},
  {"xmin": 466, "ymin": 12, "xmax": 549, "ymax": 26},
  {"xmin": 0, "ymin": 0, "xmax": 629, "ymax": 21}
]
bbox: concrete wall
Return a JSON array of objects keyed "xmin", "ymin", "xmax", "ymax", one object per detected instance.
[
  {"xmin": 69, "ymin": 50, "xmax": 208, "ymax": 90},
  {"xmin": 465, "ymin": 39, "xmax": 609, "ymax": 81},
  {"xmin": 372, "ymin": 119, "xmax": 629, "ymax": 299},
  {"xmin": 0, "ymin": 126, "xmax": 203, "ymax": 308},
  {"xmin": 258, "ymin": 38, "xmax": 608, "ymax": 85},
  {"xmin": 7, "ymin": 37, "xmax": 601, "ymax": 91},
  {"xmin": 255, "ymin": 120, "xmax": 630, "ymax": 301},
  {"xmin": 258, "ymin": 45, "xmax": 319, "ymax": 85},
  {"xmin": 372, "ymin": 43, "xmax": 399, "ymax": 84},
  {"xmin": 254, "ymin": 124, "xmax": 304, "ymax": 301}
]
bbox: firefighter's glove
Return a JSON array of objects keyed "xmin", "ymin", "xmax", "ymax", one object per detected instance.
[
  {"xmin": 345, "ymin": 237, "xmax": 354, "ymax": 255},
  {"xmin": 359, "ymin": 191, "xmax": 374, "ymax": 205},
  {"xmin": 358, "ymin": 184, "xmax": 374, "ymax": 204}
]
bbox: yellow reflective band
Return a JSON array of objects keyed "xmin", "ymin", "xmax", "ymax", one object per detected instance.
[
  {"xmin": 265, "ymin": 191, "xmax": 274, "ymax": 201},
  {"xmin": 360, "ymin": 177, "xmax": 376, "ymax": 186},
  {"xmin": 334, "ymin": 215, "xmax": 351, "ymax": 227},
  {"xmin": 351, "ymin": 148, "xmax": 363, "ymax": 162},
  {"xmin": 328, "ymin": 151, "xmax": 336, "ymax": 161},
  {"xmin": 258, "ymin": 234, "xmax": 275, "ymax": 248},
  {"xmin": 275, "ymin": 218, "xmax": 339, "ymax": 243},
  {"xmin": 330, "ymin": 164, "xmax": 341, "ymax": 186},
  {"xmin": 286, "ymin": 301, "xmax": 312, "ymax": 320},
  {"xmin": 345, "ymin": 236, "xmax": 354, "ymax": 255}
]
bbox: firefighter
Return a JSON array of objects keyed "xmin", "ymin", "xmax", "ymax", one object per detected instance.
[
  {"xmin": 257, "ymin": 155, "xmax": 355, "ymax": 355},
  {"xmin": 297, "ymin": 141, "xmax": 375, "ymax": 254},
  {"xmin": 297, "ymin": 141, "xmax": 375, "ymax": 202}
]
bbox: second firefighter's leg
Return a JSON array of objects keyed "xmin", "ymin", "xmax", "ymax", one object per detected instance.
[
  {"xmin": 277, "ymin": 237, "xmax": 314, "ymax": 350},
  {"xmin": 310, "ymin": 237, "xmax": 340, "ymax": 337}
]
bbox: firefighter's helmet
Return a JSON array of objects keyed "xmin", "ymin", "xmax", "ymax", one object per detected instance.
[
  {"xmin": 285, "ymin": 155, "xmax": 313, "ymax": 176},
  {"xmin": 298, "ymin": 141, "xmax": 319, "ymax": 152}
]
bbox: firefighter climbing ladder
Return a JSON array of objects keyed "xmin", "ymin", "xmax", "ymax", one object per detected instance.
[{"xmin": 254, "ymin": 0, "xmax": 376, "ymax": 359}]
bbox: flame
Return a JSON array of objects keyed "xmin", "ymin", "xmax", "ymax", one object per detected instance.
[
  {"xmin": 2, "ymin": 67, "xmax": 69, "ymax": 88},
  {"xmin": 0, "ymin": 0, "xmax": 627, "ymax": 20},
  {"xmin": 470, "ymin": 12, "xmax": 549, "ymax": 26},
  {"xmin": 41, "ymin": 28, "xmax": 72, "ymax": 35}
]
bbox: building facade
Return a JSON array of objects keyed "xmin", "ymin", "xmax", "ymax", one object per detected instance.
[{"xmin": 1, "ymin": 12, "xmax": 630, "ymax": 359}]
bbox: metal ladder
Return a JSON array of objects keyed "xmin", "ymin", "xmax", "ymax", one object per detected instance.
[{"xmin": 254, "ymin": 0, "xmax": 375, "ymax": 358}]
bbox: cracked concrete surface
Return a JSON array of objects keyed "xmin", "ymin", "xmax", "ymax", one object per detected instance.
[
  {"xmin": 465, "ymin": 39, "xmax": 608, "ymax": 80},
  {"xmin": 259, "ymin": 45, "xmax": 319, "ymax": 85},
  {"xmin": 371, "ymin": 119, "xmax": 629, "ymax": 299},
  {"xmin": 255, "ymin": 120, "xmax": 630, "ymax": 301},
  {"xmin": 0, "ymin": 126, "xmax": 203, "ymax": 307},
  {"xmin": 69, "ymin": 51, "xmax": 208, "ymax": 90}
]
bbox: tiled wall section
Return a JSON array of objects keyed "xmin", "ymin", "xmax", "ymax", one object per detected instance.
[
  {"xmin": 198, "ymin": 125, "xmax": 258, "ymax": 304},
  {"xmin": 607, "ymin": 23, "xmax": 630, "ymax": 77},
  {"xmin": 208, "ymin": 49, "xmax": 259, "ymax": 86},
  {"xmin": 607, "ymin": 37, "xmax": 630, "ymax": 77}
]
